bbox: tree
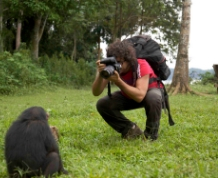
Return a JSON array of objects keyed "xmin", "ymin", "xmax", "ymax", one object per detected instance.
[
  {"xmin": 40, "ymin": 0, "xmax": 99, "ymax": 61},
  {"xmin": 102, "ymin": 0, "xmax": 182, "ymax": 55},
  {"xmin": 1, "ymin": 0, "xmax": 182, "ymax": 62},
  {"xmin": 4, "ymin": 0, "xmax": 75, "ymax": 60},
  {"xmin": 15, "ymin": 10, "xmax": 23, "ymax": 50},
  {"xmin": 0, "ymin": 0, "xmax": 3, "ymax": 52},
  {"xmin": 31, "ymin": 14, "xmax": 48, "ymax": 60},
  {"xmin": 168, "ymin": 0, "xmax": 193, "ymax": 95},
  {"xmin": 3, "ymin": 0, "xmax": 49, "ymax": 59},
  {"xmin": 139, "ymin": 0, "xmax": 182, "ymax": 55}
]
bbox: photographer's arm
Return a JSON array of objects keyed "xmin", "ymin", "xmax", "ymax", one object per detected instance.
[
  {"xmin": 92, "ymin": 72, "xmax": 108, "ymax": 96},
  {"xmin": 92, "ymin": 60, "xmax": 109, "ymax": 96},
  {"xmin": 109, "ymin": 71, "xmax": 149, "ymax": 103}
]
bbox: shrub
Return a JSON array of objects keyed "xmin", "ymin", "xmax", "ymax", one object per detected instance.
[
  {"xmin": 0, "ymin": 50, "xmax": 97, "ymax": 94},
  {"xmin": 39, "ymin": 53, "xmax": 96, "ymax": 88},
  {"xmin": 0, "ymin": 51, "xmax": 48, "ymax": 94},
  {"xmin": 199, "ymin": 72, "xmax": 217, "ymax": 85}
]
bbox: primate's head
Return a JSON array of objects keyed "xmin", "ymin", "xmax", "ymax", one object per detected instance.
[{"xmin": 18, "ymin": 106, "xmax": 48, "ymax": 121}]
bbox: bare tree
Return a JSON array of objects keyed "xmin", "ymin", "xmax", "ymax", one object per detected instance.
[{"xmin": 168, "ymin": 0, "xmax": 193, "ymax": 95}]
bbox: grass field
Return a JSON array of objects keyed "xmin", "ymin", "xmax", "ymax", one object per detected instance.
[{"xmin": 0, "ymin": 84, "xmax": 218, "ymax": 178}]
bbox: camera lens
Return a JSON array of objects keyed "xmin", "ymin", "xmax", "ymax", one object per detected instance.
[
  {"xmin": 100, "ymin": 71, "xmax": 111, "ymax": 79},
  {"xmin": 100, "ymin": 65, "xmax": 115, "ymax": 79}
]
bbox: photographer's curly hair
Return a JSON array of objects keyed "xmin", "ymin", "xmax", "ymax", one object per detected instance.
[{"xmin": 106, "ymin": 39, "xmax": 138, "ymax": 85}]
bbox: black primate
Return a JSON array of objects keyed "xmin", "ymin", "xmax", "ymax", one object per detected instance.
[{"xmin": 5, "ymin": 106, "xmax": 68, "ymax": 178}]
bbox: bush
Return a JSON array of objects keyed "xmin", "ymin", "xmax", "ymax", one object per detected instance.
[
  {"xmin": 199, "ymin": 72, "xmax": 217, "ymax": 85},
  {"xmin": 39, "ymin": 53, "xmax": 96, "ymax": 88},
  {"xmin": 0, "ymin": 51, "xmax": 48, "ymax": 94},
  {"xmin": 0, "ymin": 50, "xmax": 97, "ymax": 94}
]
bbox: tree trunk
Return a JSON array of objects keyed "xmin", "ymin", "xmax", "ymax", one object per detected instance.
[
  {"xmin": 71, "ymin": 33, "xmax": 77, "ymax": 60},
  {"xmin": 112, "ymin": 1, "xmax": 119, "ymax": 41},
  {"xmin": 97, "ymin": 35, "xmax": 101, "ymax": 61},
  {"xmin": 0, "ymin": 0, "xmax": 3, "ymax": 52},
  {"xmin": 118, "ymin": 2, "xmax": 122, "ymax": 39},
  {"xmin": 168, "ymin": 0, "xmax": 192, "ymax": 95},
  {"xmin": 31, "ymin": 14, "xmax": 47, "ymax": 60},
  {"xmin": 16, "ymin": 10, "xmax": 23, "ymax": 50},
  {"xmin": 139, "ymin": 1, "xmax": 144, "ymax": 35}
]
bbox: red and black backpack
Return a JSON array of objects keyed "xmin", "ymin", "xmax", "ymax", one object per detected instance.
[{"xmin": 125, "ymin": 35, "xmax": 175, "ymax": 126}]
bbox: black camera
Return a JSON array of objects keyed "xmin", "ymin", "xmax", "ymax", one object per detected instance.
[{"xmin": 100, "ymin": 57, "xmax": 122, "ymax": 79}]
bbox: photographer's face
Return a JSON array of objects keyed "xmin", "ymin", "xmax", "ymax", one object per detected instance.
[{"xmin": 117, "ymin": 58, "xmax": 130, "ymax": 75}]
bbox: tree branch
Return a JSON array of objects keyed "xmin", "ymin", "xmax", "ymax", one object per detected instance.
[{"xmin": 38, "ymin": 14, "xmax": 48, "ymax": 41}]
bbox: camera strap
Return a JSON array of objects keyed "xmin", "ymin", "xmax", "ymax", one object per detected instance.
[{"xmin": 107, "ymin": 82, "xmax": 112, "ymax": 97}]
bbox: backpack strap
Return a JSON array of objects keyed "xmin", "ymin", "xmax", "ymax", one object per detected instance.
[
  {"xmin": 149, "ymin": 77, "xmax": 159, "ymax": 84},
  {"xmin": 149, "ymin": 77, "xmax": 175, "ymax": 126},
  {"xmin": 162, "ymin": 84, "xmax": 175, "ymax": 126}
]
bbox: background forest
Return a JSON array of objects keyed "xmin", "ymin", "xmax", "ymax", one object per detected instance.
[{"xmin": 0, "ymin": 0, "xmax": 183, "ymax": 94}]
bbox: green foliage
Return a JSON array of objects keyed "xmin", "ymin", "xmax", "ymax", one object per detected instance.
[
  {"xmin": 199, "ymin": 72, "xmax": 217, "ymax": 85},
  {"xmin": 0, "ymin": 85, "xmax": 218, "ymax": 177},
  {"xmin": 0, "ymin": 51, "xmax": 48, "ymax": 94},
  {"xmin": 2, "ymin": 0, "xmax": 182, "ymax": 60},
  {"xmin": 39, "ymin": 53, "xmax": 96, "ymax": 88},
  {"xmin": 0, "ymin": 50, "xmax": 96, "ymax": 94}
]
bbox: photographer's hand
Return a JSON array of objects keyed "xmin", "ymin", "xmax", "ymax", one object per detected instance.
[
  {"xmin": 92, "ymin": 60, "xmax": 109, "ymax": 96},
  {"xmin": 108, "ymin": 71, "xmax": 121, "ymax": 83},
  {"xmin": 96, "ymin": 60, "xmax": 106, "ymax": 73}
]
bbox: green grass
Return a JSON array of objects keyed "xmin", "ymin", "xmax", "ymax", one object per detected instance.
[{"xmin": 0, "ymin": 84, "xmax": 218, "ymax": 178}]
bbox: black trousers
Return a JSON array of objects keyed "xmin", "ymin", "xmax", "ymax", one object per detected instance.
[{"xmin": 96, "ymin": 88, "xmax": 163, "ymax": 139}]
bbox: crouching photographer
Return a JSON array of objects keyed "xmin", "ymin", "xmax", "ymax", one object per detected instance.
[{"xmin": 92, "ymin": 39, "xmax": 163, "ymax": 140}]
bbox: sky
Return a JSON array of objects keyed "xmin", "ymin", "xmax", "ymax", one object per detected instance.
[
  {"xmin": 101, "ymin": 0, "xmax": 218, "ymax": 70},
  {"xmin": 182, "ymin": 0, "xmax": 218, "ymax": 70}
]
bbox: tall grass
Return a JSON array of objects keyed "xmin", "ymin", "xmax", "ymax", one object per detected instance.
[{"xmin": 0, "ymin": 85, "xmax": 218, "ymax": 178}]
